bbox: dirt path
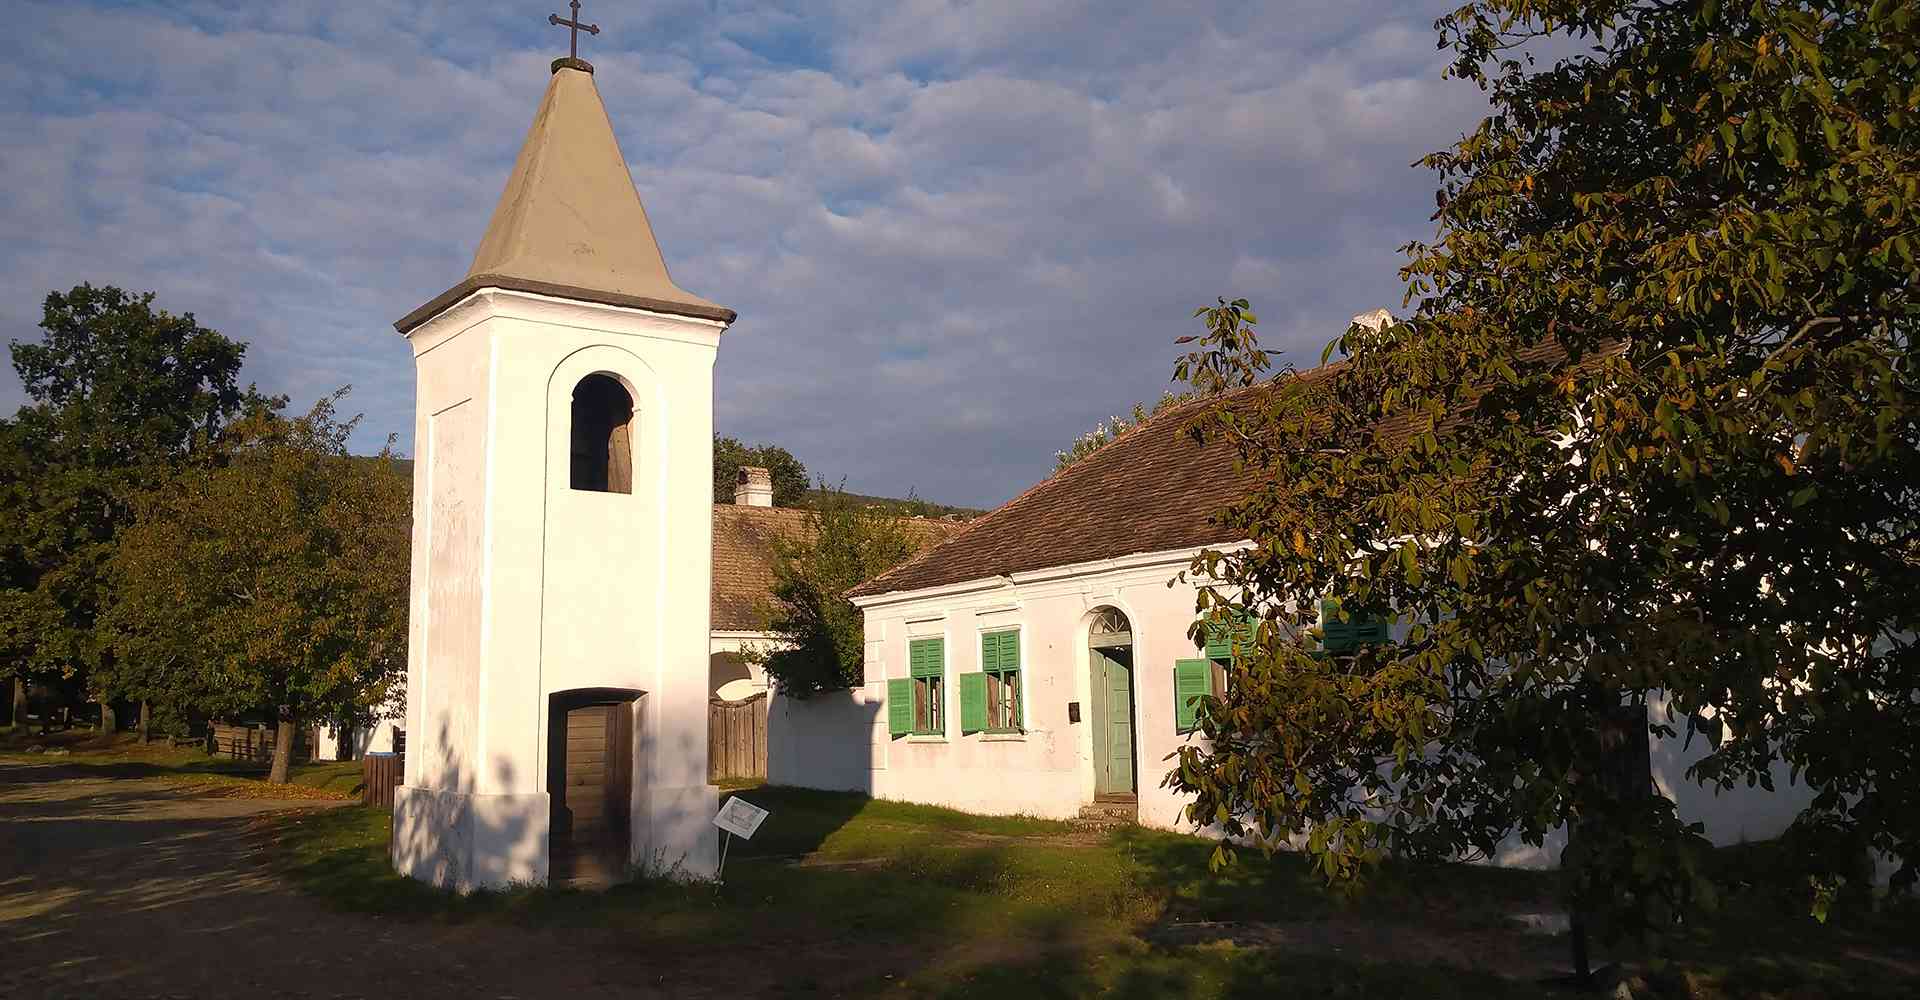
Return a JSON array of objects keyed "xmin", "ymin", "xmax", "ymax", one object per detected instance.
[{"xmin": 0, "ymin": 760, "xmax": 708, "ymax": 999}]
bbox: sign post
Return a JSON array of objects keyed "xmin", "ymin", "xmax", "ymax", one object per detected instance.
[{"xmin": 712, "ymin": 796, "xmax": 770, "ymax": 882}]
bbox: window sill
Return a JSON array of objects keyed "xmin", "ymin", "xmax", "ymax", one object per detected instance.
[
  {"xmin": 906, "ymin": 735, "xmax": 947, "ymax": 744},
  {"xmin": 980, "ymin": 732, "xmax": 1026, "ymax": 743}
]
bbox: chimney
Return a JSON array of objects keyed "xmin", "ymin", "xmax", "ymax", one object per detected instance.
[{"xmin": 733, "ymin": 466, "xmax": 774, "ymax": 507}]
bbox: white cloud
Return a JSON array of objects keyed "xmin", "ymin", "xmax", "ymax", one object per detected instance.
[{"xmin": 0, "ymin": 0, "xmax": 1492, "ymax": 508}]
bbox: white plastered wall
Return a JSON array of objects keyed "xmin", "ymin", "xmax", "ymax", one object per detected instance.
[
  {"xmin": 312, "ymin": 710, "xmax": 403, "ymax": 761},
  {"xmin": 772, "ymin": 545, "xmax": 1823, "ymax": 865},
  {"xmin": 391, "ymin": 288, "xmax": 722, "ymax": 891},
  {"xmin": 769, "ymin": 548, "xmax": 1215, "ymax": 828}
]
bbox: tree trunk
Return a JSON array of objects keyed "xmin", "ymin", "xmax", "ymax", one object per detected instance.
[
  {"xmin": 9, "ymin": 677, "xmax": 23, "ymax": 728},
  {"xmin": 138, "ymin": 700, "xmax": 151, "ymax": 743},
  {"xmin": 268, "ymin": 709, "xmax": 296, "ymax": 784},
  {"xmin": 99, "ymin": 699, "xmax": 116, "ymax": 735}
]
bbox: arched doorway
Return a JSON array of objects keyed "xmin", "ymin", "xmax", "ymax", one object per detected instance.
[
  {"xmin": 1088, "ymin": 608, "xmax": 1137, "ymax": 799},
  {"xmin": 547, "ymin": 688, "xmax": 643, "ymax": 884}
]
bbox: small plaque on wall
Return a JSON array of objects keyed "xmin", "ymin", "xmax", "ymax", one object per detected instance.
[{"xmin": 1068, "ymin": 701, "xmax": 1082, "ymax": 723}]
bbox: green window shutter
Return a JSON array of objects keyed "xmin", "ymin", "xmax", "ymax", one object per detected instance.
[
  {"xmin": 887, "ymin": 678, "xmax": 913, "ymax": 737},
  {"xmin": 1174, "ymin": 659, "xmax": 1213, "ymax": 733},
  {"xmin": 1203, "ymin": 624, "xmax": 1230, "ymax": 661},
  {"xmin": 1354, "ymin": 617, "xmax": 1392, "ymax": 646},
  {"xmin": 910, "ymin": 638, "xmax": 945, "ymax": 678},
  {"xmin": 959, "ymin": 672, "xmax": 988, "ymax": 733},
  {"xmin": 982, "ymin": 630, "xmax": 1019, "ymax": 673},
  {"xmin": 1321, "ymin": 599, "xmax": 1357, "ymax": 654},
  {"xmin": 1203, "ymin": 610, "xmax": 1251, "ymax": 660},
  {"xmin": 1321, "ymin": 599, "xmax": 1391, "ymax": 653}
]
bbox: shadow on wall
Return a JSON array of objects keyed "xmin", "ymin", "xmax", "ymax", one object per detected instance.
[
  {"xmin": 390, "ymin": 716, "xmax": 547, "ymax": 891},
  {"xmin": 392, "ymin": 703, "xmax": 737, "ymax": 890},
  {"xmin": 631, "ymin": 689, "xmax": 731, "ymax": 879},
  {"xmin": 764, "ymin": 689, "xmax": 879, "ymax": 796},
  {"xmin": 1646, "ymin": 693, "xmax": 1816, "ymax": 848}
]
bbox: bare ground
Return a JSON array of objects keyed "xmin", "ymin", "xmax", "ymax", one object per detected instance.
[{"xmin": 0, "ymin": 760, "xmax": 713, "ymax": 1000}]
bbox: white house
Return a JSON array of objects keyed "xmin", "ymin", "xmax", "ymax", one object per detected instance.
[
  {"xmin": 311, "ymin": 716, "xmax": 402, "ymax": 762},
  {"xmin": 768, "ymin": 369, "xmax": 1817, "ymax": 863}
]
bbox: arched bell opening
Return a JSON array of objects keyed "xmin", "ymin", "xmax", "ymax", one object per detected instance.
[{"xmin": 569, "ymin": 373, "xmax": 634, "ymax": 493}]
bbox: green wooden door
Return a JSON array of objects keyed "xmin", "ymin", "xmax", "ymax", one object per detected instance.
[{"xmin": 1090, "ymin": 647, "xmax": 1137, "ymax": 795}]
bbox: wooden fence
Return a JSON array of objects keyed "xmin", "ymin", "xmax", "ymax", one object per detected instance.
[
  {"xmin": 708, "ymin": 692, "xmax": 768, "ymax": 782},
  {"xmin": 207, "ymin": 722, "xmax": 309, "ymax": 762},
  {"xmin": 362, "ymin": 753, "xmax": 404, "ymax": 809}
]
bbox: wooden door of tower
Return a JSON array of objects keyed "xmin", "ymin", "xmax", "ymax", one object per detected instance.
[
  {"xmin": 549, "ymin": 700, "xmax": 634, "ymax": 883},
  {"xmin": 1090, "ymin": 646, "xmax": 1137, "ymax": 797}
]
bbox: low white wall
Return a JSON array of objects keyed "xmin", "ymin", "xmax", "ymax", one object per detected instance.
[
  {"xmin": 312, "ymin": 712, "xmax": 404, "ymax": 762},
  {"xmin": 1488, "ymin": 736, "xmax": 1816, "ymax": 871},
  {"xmin": 767, "ymin": 688, "xmax": 881, "ymax": 794}
]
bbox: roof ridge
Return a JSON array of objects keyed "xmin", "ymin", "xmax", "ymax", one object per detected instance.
[
  {"xmin": 848, "ymin": 356, "xmax": 1355, "ymax": 599},
  {"xmin": 852, "ymin": 379, "xmax": 1268, "ymax": 597},
  {"xmin": 713, "ymin": 502, "xmax": 814, "ymax": 517}
]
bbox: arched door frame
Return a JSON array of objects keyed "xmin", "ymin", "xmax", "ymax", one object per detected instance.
[
  {"xmin": 546, "ymin": 687, "xmax": 645, "ymax": 883},
  {"xmin": 1084, "ymin": 606, "xmax": 1139, "ymax": 800}
]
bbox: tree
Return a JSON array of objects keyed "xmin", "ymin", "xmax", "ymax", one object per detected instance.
[
  {"xmin": 1053, "ymin": 391, "xmax": 1192, "ymax": 472},
  {"xmin": 1167, "ymin": 0, "xmax": 1918, "ymax": 961},
  {"xmin": 104, "ymin": 393, "xmax": 409, "ymax": 782},
  {"xmin": 751, "ymin": 483, "xmax": 927, "ymax": 698},
  {"xmin": 713, "ymin": 436, "xmax": 809, "ymax": 507},
  {"xmin": 0, "ymin": 285, "xmax": 270, "ymax": 730}
]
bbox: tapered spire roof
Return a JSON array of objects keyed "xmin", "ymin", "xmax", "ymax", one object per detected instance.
[{"xmin": 397, "ymin": 63, "xmax": 734, "ymax": 333}]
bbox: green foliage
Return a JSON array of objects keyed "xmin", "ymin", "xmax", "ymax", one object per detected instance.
[
  {"xmin": 752, "ymin": 483, "xmax": 927, "ymax": 698},
  {"xmin": 800, "ymin": 486, "xmax": 981, "ymax": 520},
  {"xmin": 0, "ymin": 284, "xmax": 273, "ymax": 698},
  {"xmin": 1168, "ymin": 0, "xmax": 1919, "ymax": 940},
  {"xmin": 1054, "ymin": 390, "xmax": 1194, "ymax": 473},
  {"xmin": 713, "ymin": 435, "xmax": 810, "ymax": 507},
  {"xmin": 102, "ymin": 392, "xmax": 410, "ymax": 779}
]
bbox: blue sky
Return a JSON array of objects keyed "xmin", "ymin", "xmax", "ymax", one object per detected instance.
[{"xmin": 0, "ymin": 1, "xmax": 1494, "ymax": 509}]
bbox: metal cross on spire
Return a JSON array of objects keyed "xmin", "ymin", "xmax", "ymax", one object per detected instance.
[{"xmin": 548, "ymin": 1, "xmax": 600, "ymax": 60}]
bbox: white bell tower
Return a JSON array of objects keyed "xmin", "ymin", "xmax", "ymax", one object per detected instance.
[{"xmin": 389, "ymin": 54, "xmax": 732, "ymax": 890}]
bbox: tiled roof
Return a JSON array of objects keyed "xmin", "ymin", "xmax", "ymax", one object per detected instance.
[
  {"xmin": 850, "ymin": 340, "xmax": 1596, "ymax": 601},
  {"xmin": 845, "ymin": 377, "xmax": 1300, "ymax": 600},
  {"xmin": 712, "ymin": 505, "xmax": 815, "ymax": 631},
  {"xmin": 711, "ymin": 504, "xmax": 965, "ymax": 631}
]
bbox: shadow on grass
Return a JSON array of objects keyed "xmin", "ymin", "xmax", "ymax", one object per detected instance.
[
  {"xmin": 272, "ymin": 790, "xmax": 1920, "ymax": 1000},
  {"xmin": 1107, "ymin": 824, "xmax": 1555, "ymax": 928},
  {"xmin": 933, "ymin": 943, "xmax": 1558, "ymax": 1000},
  {"xmin": 0, "ymin": 740, "xmax": 365, "ymax": 797}
]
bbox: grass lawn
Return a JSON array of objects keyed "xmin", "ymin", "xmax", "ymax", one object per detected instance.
[
  {"xmin": 266, "ymin": 786, "xmax": 1918, "ymax": 999},
  {"xmin": 0, "ymin": 726, "xmax": 362, "ymax": 799}
]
